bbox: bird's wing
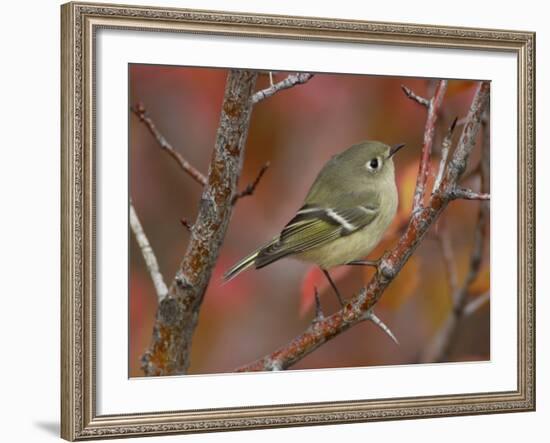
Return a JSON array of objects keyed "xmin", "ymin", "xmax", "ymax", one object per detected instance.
[{"xmin": 254, "ymin": 203, "xmax": 379, "ymax": 269}]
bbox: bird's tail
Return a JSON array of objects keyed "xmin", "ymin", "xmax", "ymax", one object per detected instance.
[
  {"xmin": 223, "ymin": 248, "xmax": 261, "ymax": 283},
  {"xmin": 223, "ymin": 238, "xmax": 278, "ymax": 282}
]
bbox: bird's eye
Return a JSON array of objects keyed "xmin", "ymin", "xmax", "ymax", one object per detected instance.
[{"xmin": 366, "ymin": 157, "xmax": 382, "ymax": 172}]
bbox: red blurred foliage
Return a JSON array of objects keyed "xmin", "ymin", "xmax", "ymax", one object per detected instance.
[{"xmin": 129, "ymin": 65, "xmax": 489, "ymax": 376}]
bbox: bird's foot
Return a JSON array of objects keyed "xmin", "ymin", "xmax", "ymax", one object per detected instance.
[{"xmin": 346, "ymin": 258, "xmax": 381, "ymax": 268}]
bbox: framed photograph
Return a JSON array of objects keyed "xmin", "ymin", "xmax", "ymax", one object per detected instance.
[{"xmin": 61, "ymin": 1, "xmax": 535, "ymax": 440}]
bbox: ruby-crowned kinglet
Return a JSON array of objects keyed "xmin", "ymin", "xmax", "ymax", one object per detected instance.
[{"xmin": 224, "ymin": 141, "xmax": 405, "ymax": 288}]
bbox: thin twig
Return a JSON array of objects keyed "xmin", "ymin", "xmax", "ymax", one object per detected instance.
[
  {"xmin": 252, "ymin": 73, "xmax": 314, "ymax": 104},
  {"xmin": 129, "ymin": 202, "xmax": 168, "ymax": 302},
  {"xmin": 420, "ymin": 92, "xmax": 490, "ymax": 363},
  {"xmin": 433, "ymin": 117, "xmax": 458, "ymax": 192},
  {"xmin": 450, "ymin": 187, "xmax": 490, "ymax": 201},
  {"xmin": 235, "ymin": 81, "xmax": 490, "ymax": 372},
  {"xmin": 131, "ymin": 102, "xmax": 207, "ymax": 186},
  {"xmin": 464, "ymin": 292, "xmax": 490, "ymax": 316},
  {"xmin": 401, "ymin": 85, "xmax": 430, "ymax": 107},
  {"xmin": 232, "ymin": 162, "xmax": 270, "ymax": 204},
  {"xmin": 403, "ymin": 81, "xmax": 448, "ymax": 211}
]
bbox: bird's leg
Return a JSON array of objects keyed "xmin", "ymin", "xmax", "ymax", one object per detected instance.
[
  {"xmin": 346, "ymin": 258, "xmax": 381, "ymax": 268},
  {"xmin": 321, "ymin": 268, "xmax": 345, "ymax": 307}
]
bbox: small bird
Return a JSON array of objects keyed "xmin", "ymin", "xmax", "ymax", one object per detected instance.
[{"xmin": 224, "ymin": 140, "xmax": 405, "ymax": 304}]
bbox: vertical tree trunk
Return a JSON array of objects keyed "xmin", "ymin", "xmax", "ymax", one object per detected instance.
[{"xmin": 141, "ymin": 69, "xmax": 258, "ymax": 376}]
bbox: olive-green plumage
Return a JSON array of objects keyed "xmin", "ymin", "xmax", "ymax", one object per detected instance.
[{"xmin": 224, "ymin": 141, "xmax": 403, "ymax": 281}]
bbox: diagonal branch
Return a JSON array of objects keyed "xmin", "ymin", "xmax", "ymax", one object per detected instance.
[
  {"xmin": 131, "ymin": 102, "xmax": 207, "ymax": 186},
  {"xmin": 252, "ymin": 73, "xmax": 314, "ymax": 104},
  {"xmin": 403, "ymin": 80, "xmax": 448, "ymax": 211},
  {"xmin": 419, "ymin": 99, "xmax": 490, "ymax": 364},
  {"xmin": 232, "ymin": 162, "xmax": 270, "ymax": 204},
  {"xmin": 434, "ymin": 117, "xmax": 458, "ymax": 192},
  {"xmin": 236, "ymin": 81, "xmax": 490, "ymax": 372},
  {"xmin": 464, "ymin": 291, "xmax": 490, "ymax": 316},
  {"xmin": 141, "ymin": 70, "xmax": 258, "ymax": 376},
  {"xmin": 401, "ymin": 85, "xmax": 430, "ymax": 107},
  {"xmin": 129, "ymin": 202, "xmax": 169, "ymax": 302}
]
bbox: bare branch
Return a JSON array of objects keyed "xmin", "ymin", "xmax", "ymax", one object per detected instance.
[
  {"xmin": 401, "ymin": 85, "xmax": 430, "ymax": 107},
  {"xmin": 406, "ymin": 81, "xmax": 448, "ymax": 211},
  {"xmin": 129, "ymin": 202, "xmax": 168, "ymax": 302},
  {"xmin": 450, "ymin": 187, "xmax": 490, "ymax": 201},
  {"xmin": 236, "ymin": 81, "xmax": 490, "ymax": 372},
  {"xmin": 131, "ymin": 102, "xmax": 207, "ymax": 186},
  {"xmin": 141, "ymin": 70, "xmax": 258, "ymax": 376},
  {"xmin": 419, "ymin": 210, "xmax": 486, "ymax": 363},
  {"xmin": 420, "ymin": 92, "xmax": 490, "ymax": 363},
  {"xmin": 433, "ymin": 117, "xmax": 458, "ymax": 192},
  {"xmin": 464, "ymin": 292, "xmax": 490, "ymax": 316},
  {"xmin": 252, "ymin": 73, "xmax": 314, "ymax": 104},
  {"xmin": 232, "ymin": 162, "xmax": 270, "ymax": 204}
]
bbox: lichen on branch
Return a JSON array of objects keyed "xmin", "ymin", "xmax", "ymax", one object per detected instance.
[{"xmin": 140, "ymin": 69, "xmax": 258, "ymax": 376}]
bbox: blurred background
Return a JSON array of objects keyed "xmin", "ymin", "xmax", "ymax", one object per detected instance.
[{"xmin": 129, "ymin": 65, "xmax": 490, "ymax": 377}]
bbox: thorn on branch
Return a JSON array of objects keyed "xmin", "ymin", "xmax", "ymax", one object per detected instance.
[
  {"xmin": 268, "ymin": 360, "xmax": 283, "ymax": 371},
  {"xmin": 234, "ymin": 81, "xmax": 489, "ymax": 373},
  {"xmin": 131, "ymin": 102, "xmax": 207, "ymax": 186},
  {"xmin": 232, "ymin": 162, "xmax": 270, "ymax": 204},
  {"xmin": 252, "ymin": 73, "xmax": 314, "ymax": 104},
  {"xmin": 401, "ymin": 84, "xmax": 430, "ymax": 108},
  {"xmin": 433, "ymin": 116, "xmax": 458, "ymax": 193},
  {"xmin": 313, "ymin": 287, "xmax": 324, "ymax": 323},
  {"xmin": 364, "ymin": 310, "xmax": 399, "ymax": 345},
  {"xmin": 180, "ymin": 218, "xmax": 194, "ymax": 232},
  {"xmin": 456, "ymin": 113, "xmax": 488, "ymax": 128}
]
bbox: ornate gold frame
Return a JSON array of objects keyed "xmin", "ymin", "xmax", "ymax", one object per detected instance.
[{"xmin": 61, "ymin": 2, "xmax": 535, "ymax": 440}]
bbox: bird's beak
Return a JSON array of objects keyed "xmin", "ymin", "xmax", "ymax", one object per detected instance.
[{"xmin": 389, "ymin": 143, "xmax": 406, "ymax": 158}]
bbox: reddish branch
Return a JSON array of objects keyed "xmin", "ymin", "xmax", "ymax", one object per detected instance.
[
  {"xmin": 420, "ymin": 108, "xmax": 491, "ymax": 363},
  {"xmin": 405, "ymin": 80, "xmax": 448, "ymax": 210},
  {"xmin": 131, "ymin": 102, "xmax": 207, "ymax": 186},
  {"xmin": 140, "ymin": 70, "xmax": 258, "ymax": 376},
  {"xmin": 235, "ymin": 81, "xmax": 490, "ymax": 372}
]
